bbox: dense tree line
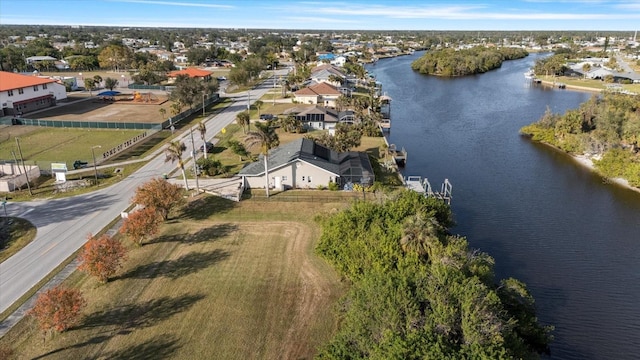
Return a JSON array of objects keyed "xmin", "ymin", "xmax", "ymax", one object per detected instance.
[
  {"xmin": 315, "ymin": 191, "xmax": 552, "ymax": 359},
  {"xmin": 521, "ymin": 93, "xmax": 640, "ymax": 187},
  {"xmin": 411, "ymin": 46, "xmax": 528, "ymax": 77}
]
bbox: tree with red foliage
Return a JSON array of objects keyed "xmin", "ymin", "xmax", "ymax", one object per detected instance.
[
  {"xmin": 28, "ymin": 286, "xmax": 86, "ymax": 333},
  {"xmin": 132, "ymin": 178, "xmax": 185, "ymax": 220},
  {"xmin": 120, "ymin": 207, "xmax": 162, "ymax": 246},
  {"xmin": 78, "ymin": 233, "xmax": 127, "ymax": 283}
]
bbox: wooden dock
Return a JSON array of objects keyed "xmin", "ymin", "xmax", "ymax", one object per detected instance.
[
  {"xmin": 379, "ymin": 118, "xmax": 391, "ymax": 132},
  {"xmin": 405, "ymin": 176, "xmax": 452, "ymax": 204},
  {"xmin": 388, "ymin": 144, "xmax": 407, "ymax": 166},
  {"xmin": 379, "ymin": 94, "xmax": 392, "ymax": 132}
]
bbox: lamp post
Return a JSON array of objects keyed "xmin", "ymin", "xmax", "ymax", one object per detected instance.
[
  {"xmin": 202, "ymin": 92, "xmax": 206, "ymax": 117},
  {"xmin": 91, "ymin": 145, "xmax": 101, "ymax": 186},
  {"xmin": 247, "ymin": 90, "xmax": 251, "ymax": 111}
]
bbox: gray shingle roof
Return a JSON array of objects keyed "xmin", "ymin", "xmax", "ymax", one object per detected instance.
[{"xmin": 238, "ymin": 138, "xmax": 374, "ymax": 184}]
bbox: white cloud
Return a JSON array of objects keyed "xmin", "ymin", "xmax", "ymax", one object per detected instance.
[
  {"xmin": 285, "ymin": 16, "xmax": 359, "ymax": 24},
  {"xmin": 307, "ymin": 3, "xmax": 640, "ymax": 20},
  {"xmin": 110, "ymin": 0, "xmax": 234, "ymax": 9}
]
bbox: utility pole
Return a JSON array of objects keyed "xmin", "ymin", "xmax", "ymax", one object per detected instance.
[
  {"xmin": 189, "ymin": 127, "xmax": 200, "ymax": 194},
  {"xmin": 91, "ymin": 145, "xmax": 102, "ymax": 186},
  {"xmin": 14, "ymin": 137, "xmax": 32, "ymax": 196},
  {"xmin": 247, "ymin": 90, "xmax": 251, "ymax": 111},
  {"xmin": 202, "ymin": 92, "xmax": 206, "ymax": 117}
]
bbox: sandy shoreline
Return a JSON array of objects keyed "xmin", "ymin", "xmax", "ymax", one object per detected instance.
[{"xmin": 570, "ymin": 153, "xmax": 640, "ymax": 194}]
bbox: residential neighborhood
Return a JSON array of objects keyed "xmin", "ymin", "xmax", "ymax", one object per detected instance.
[{"xmin": 0, "ymin": 18, "xmax": 640, "ymax": 360}]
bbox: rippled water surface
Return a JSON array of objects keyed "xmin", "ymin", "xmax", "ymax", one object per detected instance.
[{"xmin": 368, "ymin": 52, "xmax": 640, "ymax": 360}]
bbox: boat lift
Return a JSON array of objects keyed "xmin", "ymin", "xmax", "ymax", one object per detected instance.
[{"xmin": 405, "ymin": 176, "xmax": 452, "ymax": 204}]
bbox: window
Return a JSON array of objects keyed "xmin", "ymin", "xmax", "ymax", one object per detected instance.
[
  {"xmin": 308, "ymin": 176, "xmax": 312, "ymax": 183},
  {"xmin": 18, "ymin": 88, "xmax": 24, "ymax": 94},
  {"xmin": 282, "ymin": 176, "xmax": 287, "ymax": 181},
  {"xmin": 33, "ymin": 85, "xmax": 39, "ymax": 91},
  {"xmin": 43, "ymin": 84, "xmax": 47, "ymax": 90},
  {"xmin": 7, "ymin": 90, "xmax": 13, "ymax": 96},
  {"xmin": 301, "ymin": 176, "xmax": 305, "ymax": 182}
]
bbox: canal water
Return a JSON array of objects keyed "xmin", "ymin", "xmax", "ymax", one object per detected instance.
[{"xmin": 367, "ymin": 52, "xmax": 640, "ymax": 359}]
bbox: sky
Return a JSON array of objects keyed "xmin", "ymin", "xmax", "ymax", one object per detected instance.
[{"xmin": 1, "ymin": 0, "xmax": 639, "ymax": 31}]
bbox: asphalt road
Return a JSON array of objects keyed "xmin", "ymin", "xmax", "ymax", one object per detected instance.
[{"xmin": 0, "ymin": 73, "xmax": 284, "ymax": 314}]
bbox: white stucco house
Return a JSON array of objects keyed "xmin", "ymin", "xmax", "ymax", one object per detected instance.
[
  {"xmin": 293, "ymin": 82, "xmax": 342, "ymax": 107},
  {"xmin": 0, "ymin": 71, "xmax": 67, "ymax": 117},
  {"xmin": 238, "ymin": 138, "xmax": 374, "ymax": 191}
]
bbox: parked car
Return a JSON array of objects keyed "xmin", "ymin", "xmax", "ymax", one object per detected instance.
[
  {"xmin": 199, "ymin": 142, "xmax": 214, "ymax": 153},
  {"xmin": 260, "ymin": 114, "xmax": 275, "ymax": 120},
  {"xmin": 73, "ymin": 160, "xmax": 88, "ymax": 169},
  {"xmin": 216, "ymin": 76, "xmax": 227, "ymax": 81}
]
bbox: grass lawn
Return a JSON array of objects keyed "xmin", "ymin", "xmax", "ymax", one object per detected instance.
[
  {"xmin": 0, "ymin": 196, "xmax": 346, "ymax": 359},
  {"xmin": 0, "ymin": 217, "xmax": 37, "ymax": 264},
  {"xmin": 0, "ymin": 127, "xmax": 144, "ymax": 168},
  {"xmin": 538, "ymin": 75, "xmax": 640, "ymax": 94}
]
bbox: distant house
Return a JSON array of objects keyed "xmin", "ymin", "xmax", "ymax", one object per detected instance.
[
  {"xmin": 294, "ymin": 82, "xmax": 342, "ymax": 107},
  {"xmin": 238, "ymin": 138, "xmax": 374, "ymax": 191},
  {"xmin": 330, "ymin": 55, "xmax": 347, "ymax": 67},
  {"xmin": 283, "ymin": 105, "xmax": 356, "ymax": 130},
  {"xmin": 167, "ymin": 68, "xmax": 213, "ymax": 82},
  {"xmin": 310, "ymin": 64, "xmax": 346, "ymax": 86},
  {"xmin": 25, "ymin": 56, "xmax": 69, "ymax": 70},
  {"xmin": 0, "ymin": 71, "xmax": 67, "ymax": 116}
]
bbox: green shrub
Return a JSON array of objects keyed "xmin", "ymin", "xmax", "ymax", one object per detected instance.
[{"xmin": 327, "ymin": 181, "xmax": 340, "ymax": 191}]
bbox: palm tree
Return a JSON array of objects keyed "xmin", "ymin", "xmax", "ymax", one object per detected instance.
[
  {"xmin": 244, "ymin": 122, "xmax": 279, "ymax": 197},
  {"xmin": 582, "ymin": 63, "xmax": 592, "ymax": 79},
  {"xmin": 254, "ymin": 100, "xmax": 263, "ymax": 119},
  {"xmin": 198, "ymin": 121, "xmax": 208, "ymax": 158},
  {"xmin": 236, "ymin": 110, "xmax": 250, "ymax": 134},
  {"xmin": 165, "ymin": 141, "xmax": 189, "ymax": 190},
  {"xmin": 400, "ymin": 213, "xmax": 440, "ymax": 259}
]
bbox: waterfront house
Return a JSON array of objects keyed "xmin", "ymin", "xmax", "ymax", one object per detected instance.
[
  {"xmin": 238, "ymin": 138, "xmax": 374, "ymax": 191},
  {"xmin": 293, "ymin": 82, "xmax": 342, "ymax": 107},
  {"xmin": 283, "ymin": 105, "xmax": 356, "ymax": 130}
]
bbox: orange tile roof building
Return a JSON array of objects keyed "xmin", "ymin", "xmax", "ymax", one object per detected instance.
[
  {"xmin": 0, "ymin": 71, "xmax": 67, "ymax": 116},
  {"xmin": 293, "ymin": 82, "xmax": 342, "ymax": 107},
  {"xmin": 167, "ymin": 68, "xmax": 213, "ymax": 82}
]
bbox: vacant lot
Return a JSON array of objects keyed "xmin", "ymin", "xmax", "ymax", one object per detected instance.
[
  {"xmin": 0, "ymin": 196, "xmax": 347, "ymax": 359},
  {"xmin": 32, "ymin": 94, "xmax": 170, "ymax": 124}
]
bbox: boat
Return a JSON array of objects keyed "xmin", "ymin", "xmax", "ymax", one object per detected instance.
[{"xmin": 524, "ymin": 69, "xmax": 535, "ymax": 79}]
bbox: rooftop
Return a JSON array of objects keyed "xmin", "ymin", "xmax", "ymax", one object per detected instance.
[{"xmin": 0, "ymin": 71, "xmax": 57, "ymax": 92}]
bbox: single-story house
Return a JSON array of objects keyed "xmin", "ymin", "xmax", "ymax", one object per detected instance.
[
  {"xmin": 238, "ymin": 138, "xmax": 374, "ymax": 191},
  {"xmin": 283, "ymin": 105, "xmax": 356, "ymax": 130},
  {"xmin": 294, "ymin": 82, "xmax": 342, "ymax": 107},
  {"xmin": 0, "ymin": 71, "xmax": 67, "ymax": 116},
  {"xmin": 167, "ymin": 68, "xmax": 212, "ymax": 82}
]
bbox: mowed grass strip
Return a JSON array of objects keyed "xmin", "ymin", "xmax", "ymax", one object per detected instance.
[
  {"xmin": 1, "ymin": 197, "xmax": 346, "ymax": 360},
  {"xmin": 0, "ymin": 127, "xmax": 144, "ymax": 165}
]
